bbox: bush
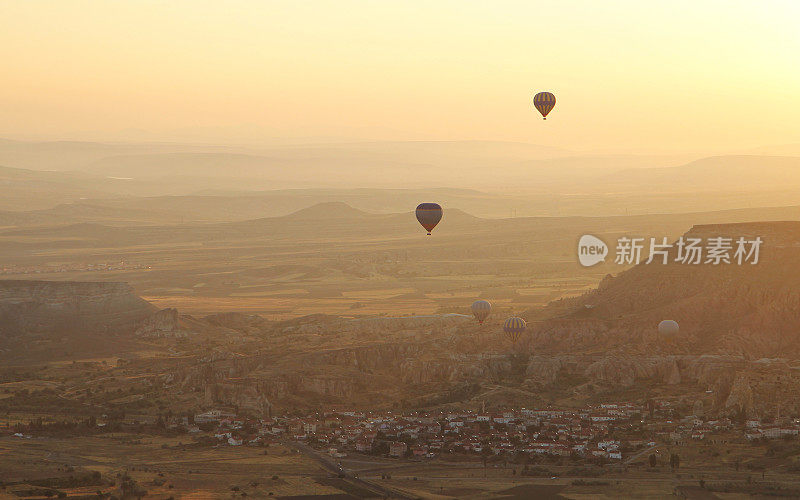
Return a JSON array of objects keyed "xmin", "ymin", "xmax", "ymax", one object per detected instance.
[
  {"xmin": 521, "ymin": 466, "xmax": 553, "ymax": 477},
  {"xmin": 572, "ymin": 479, "xmax": 609, "ymax": 486}
]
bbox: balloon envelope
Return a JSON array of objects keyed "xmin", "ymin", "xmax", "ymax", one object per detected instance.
[
  {"xmin": 415, "ymin": 203, "xmax": 443, "ymax": 235},
  {"xmin": 658, "ymin": 320, "xmax": 679, "ymax": 337},
  {"xmin": 533, "ymin": 92, "xmax": 556, "ymax": 120},
  {"xmin": 503, "ymin": 317, "xmax": 527, "ymax": 343},
  {"xmin": 471, "ymin": 300, "xmax": 492, "ymax": 324}
]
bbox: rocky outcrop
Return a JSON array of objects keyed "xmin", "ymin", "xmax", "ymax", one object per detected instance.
[
  {"xmin": 0, "ymin": 280, "xmax": 156, "ymax": 336},
  {"xmin": 204, "ymin": 312, "xmax": 270, "ymax": 333},
  {"xmin": 135, "ymin": 308, "xmax": 186, "ymax": 337},
  {"xmin": 521, "ymin": 355, "xmax": 680, "ymax": 389},
  {"xmin": 725, "ymin": 373, "xmax": 754, "ymax": 416}
]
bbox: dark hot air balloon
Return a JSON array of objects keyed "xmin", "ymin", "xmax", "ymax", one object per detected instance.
[
  {"xmin": 415, "ymin": 203, "xmax": 442, "ymax": 235},
  {"xmin": 471, "ymin": 300, "xmax": 491, "ymax": 324},
  {"xmin": 533, "ymin": 91, "xmax": 556, "ymax": 120}
]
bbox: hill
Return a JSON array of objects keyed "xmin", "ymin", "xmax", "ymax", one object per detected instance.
[
  {"xmin": 530, "ymin": 221, "xmax": 800, "ymax": 357},
  {"xmin": 0, "ymin": 280, "xmax": 156, "ymax": 334},
  {"xmin": 0, "ymin": 280, "xmax": 160, "ymax": 364},
  {"xmin": 282, "ymin": 201, "xmax": 372, "ymax": 220},
  {"xmin": 608, "ymin": 155, "xmax": 800, "ymax": 191}
]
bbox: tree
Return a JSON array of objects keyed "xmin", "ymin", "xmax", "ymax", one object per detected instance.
[
  {"xmin": 481, "ymin": 447, "xmax": 492, "ymax": 468},
  {"xmin": 670, "ymin": 453, "xmax": 680, "ymax": 470}
]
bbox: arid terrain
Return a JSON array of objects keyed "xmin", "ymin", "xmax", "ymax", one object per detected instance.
[
  {"xmin": 6, "ymin": 0, "xmax": 800, "ymax": 495},
  {"xmin": 4, "ymin": 140, "xmax": 800, "ymax": 498}
]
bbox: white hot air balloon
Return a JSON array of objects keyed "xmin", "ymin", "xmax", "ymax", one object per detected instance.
[{"xmin": 658, "ymin": 320, "xmax": 679, "ymax": 340}]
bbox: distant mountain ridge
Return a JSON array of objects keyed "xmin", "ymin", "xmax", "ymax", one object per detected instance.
[
  {"xmin": 5, "ymin": 135, "xmax": 800, "ymax": 216},
  {"xmin": 608, "ymin": 155, "xmax": 800, "ymax": 190},
  {"xmin": 282, "ymin": 201, "xmax": 372, "ymax": 220}
]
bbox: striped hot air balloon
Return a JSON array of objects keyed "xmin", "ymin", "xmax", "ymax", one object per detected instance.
[
  {"xmin": 533, "ymin": 91, "xmax": 556, "ymax": 120},
  {"xmin": 471, "ymin": 300, "xmax": 491, "ymax": 324},
  {"xmin": 503, "ymin": 317, "xmax": 527, "ymax": 343},
  {"xmin": 415, "ymin": 203, "xmax": 442, "ymax": 235}
]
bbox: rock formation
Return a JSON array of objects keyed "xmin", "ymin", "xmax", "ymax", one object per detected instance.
[{"xmin": 0, "ymin": 280, "xmax": 156, "ymax": 336}]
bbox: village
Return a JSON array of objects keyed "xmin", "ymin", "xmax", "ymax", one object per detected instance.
[
  {"xmin": 0, "ymin": 261, "xmax": 151, "ymax": 275},
  {"xmin": 178, "ymin": 401, "xmax": 800, "ymax": 465}
]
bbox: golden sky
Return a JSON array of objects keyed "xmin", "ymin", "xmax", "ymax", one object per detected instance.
[{"xmin": 2, "ymin": 0, "xmax": 799, "ymax": 152}]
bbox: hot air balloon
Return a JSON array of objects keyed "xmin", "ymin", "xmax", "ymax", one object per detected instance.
[
  {"xmin": 658, "ymin": 320, "xmax": 679, "ymax": 339},
  {"xmin": 471, "ymin": 300, "xmax": 491, "ymax": 324},
  {"xmin": 533, "ymin": 91, "xmax": 556, "ymax": 120},
  {"xmin": 415, "ymin": 203, "xmax": 442, "ymax": 235},
  {"xmin": 503, "ymin": 317, "xmax": 527, "ymax": 343}
]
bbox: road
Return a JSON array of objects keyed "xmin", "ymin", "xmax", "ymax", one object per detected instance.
[
  {"xmin": 624, "ymin": 445, "xmax": 658, "ymax": 465},
  {"xmin": 289, "ymin": 440, "xmax": 417, "ymax": 499}
]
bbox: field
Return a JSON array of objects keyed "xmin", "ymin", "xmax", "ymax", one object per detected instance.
[
  {"xmin": 0, "ymin": 435, "xmax": 335, "ymax": 499},
  {"xmin": 6, "ymin": 433, "xmax": 800, "ymax": 499}
]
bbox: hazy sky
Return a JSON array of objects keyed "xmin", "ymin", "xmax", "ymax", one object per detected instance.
[{"xmin": 2, "ymin": 1, "xmax": 799, "ymax": 152}]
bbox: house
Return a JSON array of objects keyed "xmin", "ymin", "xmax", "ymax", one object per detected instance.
[
  {"xmin": 389, "ymin": 441, "xmax": 408, "ymax": 457},
  {"xmin": 745, "ymin": 430, "xmax": 763, "ymax": 441},
  {"xmin": 597, "ymin": 440, "xmax": 619, "ymax": 450},
  {"xmin": 195, "ymin": 410, "xmax": 231, "ymax": 423},
  {"xmin": 551, "ymin": 444, "xmax": 571, "ymax": 457},
  {"xmin": 355, "ymin": 439, "xmax": 371, "ymax": 452},
  {"xmin": 669, "ymin": 432, "xmax": 686, "ymax": 446},
  {"xmin": 411, "ymin": 445, "xmax": 428, "ymax": 457}
]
